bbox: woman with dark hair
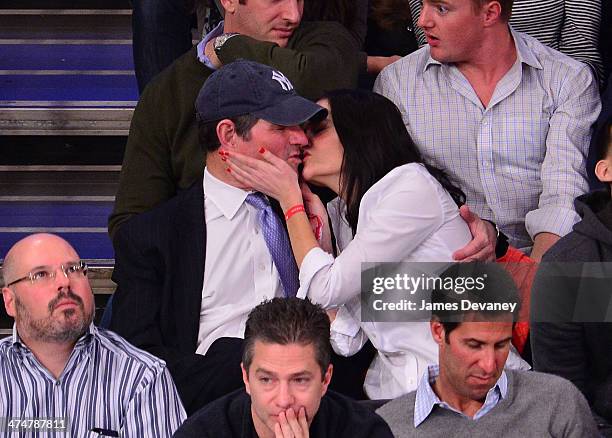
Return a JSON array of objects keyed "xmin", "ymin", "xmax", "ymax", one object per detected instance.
[{"xmin": 226, "ymin": 89, "xmax": 527, "ymax": 398}]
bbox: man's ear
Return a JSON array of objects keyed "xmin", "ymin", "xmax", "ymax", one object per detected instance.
[
  {"xmin": 482, "ymin": 1, "xmax": 502, "ymax": 26},
  {"xmin": 320, "ymin": 364, "xmax": 333, "ymax": 396},
  {"xmin": 595, "ymin": 159, "xmax": 612, "ymax": 183},
  {"xmin": 216, "ymin": 119, "xmax": 238, "ymax": 150},
  {"xmin": 219, "ymin": 0, "xmax": 237, "ymax": 14},
  {"xmin": 241, "ymin": 362, "xmax": 251, "ymax": 395},
  {"xmin": 2, "ymin": 287, "xmax": 16, "ymax": 318},
  {"xmin": 430, "ymin": 319, "xmax": 446, "ymax": 346}
]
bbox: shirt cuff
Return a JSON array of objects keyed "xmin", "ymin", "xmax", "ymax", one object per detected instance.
[
  {"xmin": 330, "ymin": 306, "xmax": 361, "ymax": 337},
  {"xmin": 196, "ymin": 21, "xmax": 224, "ymax": 70},
  {"xmin": 525, "ymin": 206, "xmax": 581, "ymax": 240},
  {"xmin": 297, "ymin": 246, "xmax": 335, "ymax": 303}
]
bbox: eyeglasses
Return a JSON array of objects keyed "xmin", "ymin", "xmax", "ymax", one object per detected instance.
[{"xmin": 6, "ymin": 261, "xmax": 88, "ymax": 287}]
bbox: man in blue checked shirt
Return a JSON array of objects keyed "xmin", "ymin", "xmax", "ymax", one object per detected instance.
[
  {"xmin": 0, "ymin": 233, "xmax": 186, "ymax": 437},
  {"xmin": 376, "ymin": 262, "xmax": 598, "ymax": 437},
  {"xmin": 375, "ymin": 0, "xmax": 601, "ymax": 262}
]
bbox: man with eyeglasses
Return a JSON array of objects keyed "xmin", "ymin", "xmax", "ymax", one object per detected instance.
[{"xmin": 0, "ymin": 233, "xmax": 186, "ymax": 437}]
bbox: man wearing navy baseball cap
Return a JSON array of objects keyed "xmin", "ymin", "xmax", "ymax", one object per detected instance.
[
  {"xmin": 110, "ymin": 60, "xmax": 326, "ymax": 414},
  {"xmin": 195, "ymin": 59, "xmax": 326, "ymax": 174}
]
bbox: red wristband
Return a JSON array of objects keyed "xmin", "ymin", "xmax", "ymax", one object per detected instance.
[{"xmin": 284, "ymin": 204, "xmax": 306, "ymax": 221}]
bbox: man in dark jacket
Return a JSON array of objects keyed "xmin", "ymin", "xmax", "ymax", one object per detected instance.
[
  {"xmin": 531, "ymin": 117, "xmax": 612, "ymax": 437},
  {"xmin": 173, "ymin": 298, "xmax": 394, "ymax": 438}
]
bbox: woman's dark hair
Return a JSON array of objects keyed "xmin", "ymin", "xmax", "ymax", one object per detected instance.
[{"xmin": 323, "ymin": 89, "xmax": 466, "ymax": 235}]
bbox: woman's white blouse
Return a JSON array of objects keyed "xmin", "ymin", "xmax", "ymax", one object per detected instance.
[{"xmin": 297, "ymin": 163, "xmax": 529, "ymax": 399}]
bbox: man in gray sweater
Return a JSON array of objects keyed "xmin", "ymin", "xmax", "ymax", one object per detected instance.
[{"xmin": 376, "ymin": 262, "xmax": 599, "ymax": 437}]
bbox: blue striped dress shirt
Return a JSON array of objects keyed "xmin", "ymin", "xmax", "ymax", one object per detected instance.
[
  {"xmin": 413, "ymin": 365, "xmax": 507, "ymax": 427},
  {"xmin": 0, "ymin": 324, "xmax": 186, "ymax": 437},
  {"xmin": 374, "ymin": 27, "xmax": 601, "ymax": 250}
]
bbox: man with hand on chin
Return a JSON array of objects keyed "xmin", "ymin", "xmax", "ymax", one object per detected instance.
[{"xmin": 173, "ymin": 297, "xmax": 394, "ymax": 437}]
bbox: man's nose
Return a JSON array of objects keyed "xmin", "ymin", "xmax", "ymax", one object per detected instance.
[
  {"xmin": 478, "ymin": 349, "xmax": 497, "ymax": 375},
  {"xmin": 275, "ymin": 381, "xmax": 295, "ymax": 409},
  {"xmin": 282, "ymin": 0, "xmax": 302, "ymax": 24},
  {"xmin": 289, "ymin": 125, "xmax": 308, "ymax": 147},
  {"xmin": 418, "ymin": 4, "xmax": 432, "ymax": 29},
  {"xmin": 54, "ymin": 267, "xmax": 71, "ymax": 289}
]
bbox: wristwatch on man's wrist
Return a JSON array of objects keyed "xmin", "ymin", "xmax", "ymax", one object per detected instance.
[
  {"xmin": 483, "ymin": 219, "xmax": 509, "ymax": 259},
  {"xmin": 214, "ymin": 33, "xmax": 240, "ymax": 54}
]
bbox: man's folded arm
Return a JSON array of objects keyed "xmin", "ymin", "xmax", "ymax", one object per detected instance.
[{"xmin": 217, "ymin": 22, "xmax": 361, "ymax": 100}]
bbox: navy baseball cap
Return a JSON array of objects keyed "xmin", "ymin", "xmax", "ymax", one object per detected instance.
[{"xmin": 195, "ymin": 59, "xmax": 327, "ymax": 126}]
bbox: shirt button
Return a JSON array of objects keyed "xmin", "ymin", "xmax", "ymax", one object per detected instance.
[{"xmin": 259, "ymin": 263, "xmax": 266, "ymax": 271}]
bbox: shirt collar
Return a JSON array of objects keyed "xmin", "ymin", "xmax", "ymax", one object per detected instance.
[
  {"xmin": 508, "ymin": 25, "xmax": 542, "ymax": 70},
  {"xmin": 413, "ymin": 364, "xmax": 507, "ymax": 427},
  {"xmin": 204, "ymin": 167, "xmax": 250, "ymax": 220},
  {"xmin": 11, "ymin": 323, "xmax": 97, "ymax": 352},
  {"xmin": 423, "ymin": 25, "xmax": 541, "ymax": 72}
]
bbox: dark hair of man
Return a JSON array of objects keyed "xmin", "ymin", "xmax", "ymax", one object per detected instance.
[
  {"xmin": 303, "ymin": 0, "xmax": 356, "ymax": 32},
  {"xmin": 198, "ymin": 114, "xmax": 259, "ymax": 153},
  {"xmin": 242, "ymin": 297, "xmax": 331, "ymax": 378},
  {"xmin": 431, "ymin": 262, "xmax": 520, "ymax": 341},
  {"xmin": 322, "ymin": 89, "xmax": 466, "ymax": 235},
  {"xmin": 472, "ymin": 0, "xmax": 513, "ymax": 22}
]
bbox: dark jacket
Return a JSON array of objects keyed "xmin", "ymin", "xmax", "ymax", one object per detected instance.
[
  {"xmin": 173, "ymin": 389, "xmax": 394, "ymax": 438},
  {"xmin": 110, "ymin": 182, "xmax": 209, "ymax": 413},
  {"xmin": 531, "ymin": 191, "xmax": 612, "ymax": 435}
]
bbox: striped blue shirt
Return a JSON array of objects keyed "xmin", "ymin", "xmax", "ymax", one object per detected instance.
[
  {"xmin": 374, "ymin": 27, "xmax": 601, "ymax": 251},
  {"xmin": 413, "ymin": 365, "xmax": 507, "ymax": 427},
  {"xmin": 0, "ymin": 324, "xmax": 186, "ymax": 437}
]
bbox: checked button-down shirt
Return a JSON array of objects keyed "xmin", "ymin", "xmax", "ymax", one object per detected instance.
[{"xmin": 374, "ymin": 27, "xmax": 601, "ymax": 251}]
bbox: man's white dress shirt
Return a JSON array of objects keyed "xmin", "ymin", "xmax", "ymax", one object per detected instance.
[{"xmin": 196, "ymin": 168, "xmax": 283, "ymax": 355}]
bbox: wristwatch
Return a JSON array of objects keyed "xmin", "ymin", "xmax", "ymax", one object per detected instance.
[
  {"xmin": 484, "ymin": 219, "xmax": 509, "ymax": 258},
  {"xmin": 214, "ymin": 33, "xmax": 240, "ymax": 54}
]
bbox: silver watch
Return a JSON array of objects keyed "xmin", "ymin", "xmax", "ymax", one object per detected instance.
[{"xmin": 214, "ymin": 33, "xmax": 240, "ymax": 54}]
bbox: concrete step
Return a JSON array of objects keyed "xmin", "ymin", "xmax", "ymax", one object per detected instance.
[
  {"xmin": 0, "ymin": 8, "xmax": 137, "ymax": 136},
  {"xmin": 0, "ymin": 165, "xmax": 119, "ymax": 261},
  {"xmin": 1, "ymin": 136, "xmax": 126, "ymax": 165},
  {"xmin": 0, "ymin": 107, "xmax": 134, "ymax": 136},
  {"xmin": 0, "ymin": 12, "xmax": 131, "ymax": 42}
]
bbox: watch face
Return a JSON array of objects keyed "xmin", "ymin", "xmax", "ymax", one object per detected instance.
[{"xmin": 215, "ymin": 33, "xmax": 239, "ymax": 52}]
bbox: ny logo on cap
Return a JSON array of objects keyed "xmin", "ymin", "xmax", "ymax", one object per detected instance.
[{"xmin": 271, "ymin": 70, "xmax": 293, "ymax": 91}]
